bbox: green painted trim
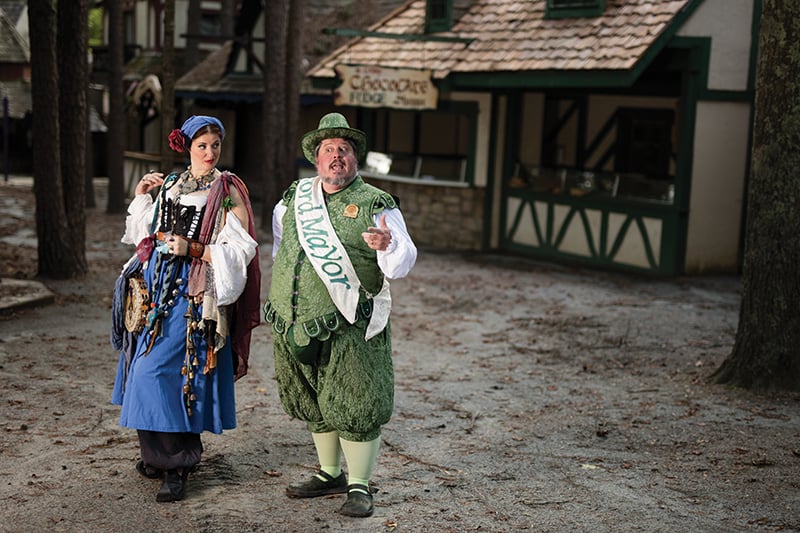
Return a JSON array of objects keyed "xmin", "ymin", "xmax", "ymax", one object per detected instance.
[
  {"xmin": 502, "ymin": 186, "xmax": 677, "ymax": 274},
  {"xmin": 701, "ymin": 90, "xmax": 754, "ymax": 102},
  {"xmin": 634, "ymin": 217, "xmax": 658, "ymax": 268},
  {"xmin": 498, "ymin": 92, "xmax": 523, "ymax": 249},
  {"xmin": 482, "ymin": 93, "xmax": 502, "ymax": 251},
  {"xmin": 321, "ymin": 28, "xmax": 473, "ymax": 44},
  {"xmin": 449, "ymin": 70, "xmax": 640, "ymax": 90},
  {"xmin": 670, "ymin": 36, "xmax": 711, "ymax": 90},
  {"xmin": 607, "ymin": 216, "xmax": 634, "ymax": 260},
  {"xmin": 545, "ymin": 0, "xmax": 606, "ymax": 19},
  {"xmin": 425, "ymin": 0, "xmax": 453, "ymax": 33},
  {"xmin": 669, "ymin": 41, "xmax": 708, "ymax": 274},
  {"xmin": 503, "ymin": 196, "xmax": 675, "ymax": 274}
]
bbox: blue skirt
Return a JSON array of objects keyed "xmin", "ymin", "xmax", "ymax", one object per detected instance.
[{"xmin": 111, "ymin": 252, "xmax": 236, "ymax": 434}]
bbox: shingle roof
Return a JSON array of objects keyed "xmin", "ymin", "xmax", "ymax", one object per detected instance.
[
  {"xmin": 0, "ymin": 1, "xmax": 25, "ymax": 26},
  {"xmin": 175, "ymin": 41, "xmax": 265, "ymax": 97},
  {"xmin": 307, "ymin": 0, "xmax": 691, "ymax": 79},
  {"xmin": 0, "ymin": 6, "xmax": 29, "ymax": 63},
  {"xmin": 0, "ymin": 80, "xmax": 31, "ymax": 118}
]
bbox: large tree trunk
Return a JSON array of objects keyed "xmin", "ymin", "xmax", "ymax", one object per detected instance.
[
  {"xmin": 57, "ymin": 0, "xmax": 89, "ymax": 276},
  {"xmin": 281, "ymin": 0, "xmax": 304, "ymax": 196},
  {"xmin": 28, "ymin": 0, "xmax": 70, "ymax": 278},
  {"xmin": 161, "ymin": 0, "xmax": 176, "ymax": 173},
  {"xmin": 185, "ymin": 0, "xmax": 201, "ymax": 71},
  {"xmin": 105, "ymin": 0, "xmax": 126, "ymax": 213},
  {"xmin": 261, "ymin": 0, "xmax": 289, "ymax": 231},
  {"xmin": 220, "ymin": 0, "xmax": 235, "ymax": 38},
  {"xmin": 711, "ymin": 1, "xmax": 800, "ymax": 391}
]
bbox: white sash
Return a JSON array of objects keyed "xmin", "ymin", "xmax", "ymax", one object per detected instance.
[
  {"xmin": 294, "ymin": 177, "xmax": 391, "ymax": 340},
  {"xmin": 295, "ymin": 177, "xmax": 360, "ymax": 323}
]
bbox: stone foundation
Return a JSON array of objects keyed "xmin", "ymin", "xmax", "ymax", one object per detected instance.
[{"xmin": 365, "ymin": 177, "xmax": 485, "ymax": 251}]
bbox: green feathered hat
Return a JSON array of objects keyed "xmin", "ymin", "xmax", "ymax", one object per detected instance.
[{"xmin": 301, "ymin": 113, "xmax": 366, "ymax": 164}]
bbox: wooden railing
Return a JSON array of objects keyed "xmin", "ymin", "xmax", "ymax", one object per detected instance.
[{"xmin": 123, "ymin": 151, "xmax": 162, "ymax": 197}]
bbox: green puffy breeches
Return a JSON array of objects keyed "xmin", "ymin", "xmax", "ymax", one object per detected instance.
[{"xmin": 272, "ymin": 321, "xmax": 393, "ymax": 442}]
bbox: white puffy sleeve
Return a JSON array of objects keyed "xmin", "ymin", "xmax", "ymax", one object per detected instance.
[
  {"xmin": 121, "ymin": 194, "xmax": 156, "ymax": 245},
  {"xmin": 271, "ymin": 202, "xmax": 287, "ymax": 260},
  {"xmin": 209, "ymin": 212, "xmax": 258, "ymax": 306},
  {"xmin": 375, "ymin": 208, "xmax": 417, "ymax": 279}
]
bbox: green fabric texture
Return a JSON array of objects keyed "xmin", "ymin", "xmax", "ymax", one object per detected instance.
[
  {"xmin": 268, "ymin": 175, "xmax": 397, "ymax": 349},
  {"xmin": 269, "ymin": 175, "xmax": 397, "ymax": 442},
  {"xmin": 272, "ymin": 320, "xmax": 394, "ymax": 442}
]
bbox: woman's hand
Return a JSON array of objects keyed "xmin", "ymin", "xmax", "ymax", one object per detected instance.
[
  {"xmin": 135, "ymin": 171, "xmax": 165, "ymax": 195},
  {"xmin": 166, "ymin": 234, "xmax": 189, "ymax": 256}
]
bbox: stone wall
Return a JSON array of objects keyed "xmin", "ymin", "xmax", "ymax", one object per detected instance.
[{"xmin": 365, "ymin": 177, "xmax": 486, "ymax": 251}]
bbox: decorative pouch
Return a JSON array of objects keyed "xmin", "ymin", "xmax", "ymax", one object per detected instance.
[{"xmin": 124, "ymin": 271, "xmax": 150, "ymax": 334}]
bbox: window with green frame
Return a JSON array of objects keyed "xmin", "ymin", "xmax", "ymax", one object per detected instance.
[
  {"xmin": 425, "ymin": 0, "xmax": 452, "ymax": 33},
  {"xmin": 361, "ymin": 104, "xmax": 475, "ymax": 183},
  {"xmin": 545, "ymin": 0, "xmax": 606, "ymax": 19}
]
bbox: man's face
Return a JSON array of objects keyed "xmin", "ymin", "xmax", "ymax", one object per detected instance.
[{"xmin": 316, "ymin": 138, "xmax": 357, "ymax": 192}]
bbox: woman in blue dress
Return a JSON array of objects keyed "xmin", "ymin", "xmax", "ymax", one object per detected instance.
[{"xmin": 111, "ymin": 115, "xmax": 260, "ymax": 502}]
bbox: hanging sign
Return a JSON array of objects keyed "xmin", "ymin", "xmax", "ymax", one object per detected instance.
[{"xmin": 333, "ymin": 64, "xmax": 438, "ymax": 110}]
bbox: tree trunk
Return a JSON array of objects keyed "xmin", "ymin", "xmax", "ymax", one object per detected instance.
[
  {"xmin": 28, "ymin": 0, "xmax": 70, "ymax": 278},
  {"xmin": 261, "ymin": 0, "xmax": 289, "ymax": 231},
  {"xmin": 711, "ymin": 1, "xmax": 800, "ymax": 391},
  {"xmin": 161, "ymin": 0, "xmax": 176, "ymax": 173},
  {"xmin": 281, "ymin": 0, "xmax": 304, "ymax": 196},
  {"xmin": 105, "ymin": 0, "xmax": 126, "ymax": 213},
  {"xmin": 220, "ymin": 0, "xmax": 235, "ymax": 38},
  {"xmin": 185, "ymin": 0, "xmax": 201, "ymax": 71},
  {"xmin": 57, "ymin": 0, "xmax": 89, "ymax": 276}
]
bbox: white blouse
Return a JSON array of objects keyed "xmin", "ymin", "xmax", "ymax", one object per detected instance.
[{"xmin": 122, "ymin": 192, "xmax": 257, "ymax": 306}]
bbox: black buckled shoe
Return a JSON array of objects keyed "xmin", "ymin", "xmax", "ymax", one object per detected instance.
[
  {"xmin": 338, "ymin": 484, "xmax": 374, "ymax": 517},
  {"xmin": 155, "ymin": 469, "xmax": 188, "ymax": 502},
  {"xmin": 285, "ymin": 470, "xmax": 348, "ymax": 498},
  {"xmin": 136, "ymin": 460, "xmax": 163, "ymax": 480}
]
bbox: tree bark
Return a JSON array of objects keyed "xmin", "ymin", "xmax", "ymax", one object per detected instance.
[
  {"xmin": 261, "ymin": 0, "xmax": 289, "ymax": 231},
  {"xmin": 711, "ymin": 1, "xmax": 800, "ymax": 391},
  {"xmin": 281, "ymin": 0, "xmax": 304, "ymax": 198},
  {"xmin": 105, "ymin": 0, "xmax": 126, "ymax": 213},
  {"xmin": 28, "ymin": 0, "xmax": 71, "ymax": 278},
  {"xmin": 220, "ymin": 0, "xmax": 235, "ymax": 38},
  {"xmin": 57, "ymin": 0, "xmax": 89, "ymax": 275},
  {"xmin": 185, "ymin": 0, "xmax": 201, "ymax": 71},
  {"xmin": 161, "ymin": 0, "xmax": 176, "ymax": 173}
]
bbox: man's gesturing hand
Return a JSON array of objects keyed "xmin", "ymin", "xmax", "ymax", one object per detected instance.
[{"xmin": 362, "ymin": 213, "xmax": 392, "ymax": 251}]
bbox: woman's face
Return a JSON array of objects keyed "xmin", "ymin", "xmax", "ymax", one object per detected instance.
[{"xmin": 189, "ymin": 132, "xmax": 222, "ymax": 176}]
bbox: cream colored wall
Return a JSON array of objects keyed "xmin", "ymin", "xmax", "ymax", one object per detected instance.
[
  {"xmin": 450, "ymin": 92, "xmax": 492, "ymax": 188},
  {"xmin": 174, "ymin": 1, "xmax": 189, "ymax": 47},
  {"xmin": 684, "ymin": 101, "xmax": 750, "ymax": 272},
  {"xmin": 677, "ymin": 0, "xmax": 755, "ymax": 91},
  {"xmin": 135, "ymin": 2, "xmax": 149, "ymax": 47}
]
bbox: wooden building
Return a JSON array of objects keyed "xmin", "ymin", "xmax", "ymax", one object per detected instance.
[{"xmin": 303, "ymin": 0, "xmax": 759, "ymax": 275}]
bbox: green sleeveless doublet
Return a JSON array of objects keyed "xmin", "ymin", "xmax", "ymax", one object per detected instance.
[{"xmin": 266, "ymin": 176, "xmax": 398, "ymax": 347}]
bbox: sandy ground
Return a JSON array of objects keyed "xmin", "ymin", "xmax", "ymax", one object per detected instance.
[{"xmin": 0, "ymin": 179, "xmax": 798, "ymax": 533}]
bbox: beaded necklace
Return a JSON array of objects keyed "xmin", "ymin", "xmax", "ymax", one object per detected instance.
[{"xmin": 177, "ymin": 167, "xmax": 217, "ymax": 195}]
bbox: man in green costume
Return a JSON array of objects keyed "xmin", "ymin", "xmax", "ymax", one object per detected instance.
[{"xmin": 265, "ymin": 113, "xmax": 417, "ymax": 517}]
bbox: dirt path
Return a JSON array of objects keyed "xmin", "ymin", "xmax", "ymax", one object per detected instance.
[{"xmin": 1, "ymin": 181, "xmax": 798, "ymax": 532}]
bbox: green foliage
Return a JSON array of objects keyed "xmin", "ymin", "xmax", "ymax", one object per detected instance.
[{"xmin": 88, "ymin": 7, "xmax": 103, "ymax": 48}]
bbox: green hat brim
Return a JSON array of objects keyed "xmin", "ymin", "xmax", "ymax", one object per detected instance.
[{"xmin": 301, "ymin": 126, "xmax": 367, "ymax": 164}]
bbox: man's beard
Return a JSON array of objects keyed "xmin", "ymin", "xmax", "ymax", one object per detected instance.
[{"xmin": 321, "ymin": 169, "xmax": 357, "ymax": 188}]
